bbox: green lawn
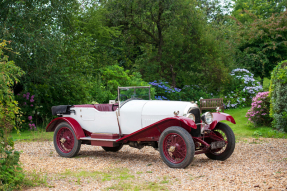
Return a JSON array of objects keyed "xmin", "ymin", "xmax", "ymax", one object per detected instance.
[
  {"xmin": 224, "ymin": 107, "xmax": 286, "ymax": 138},
  {"xmin": 10, "ymin": 107, "xmax": 286, "ymax": 141},
  {"xmin": 10, "ymin": 128, "xmax": 54, "ymax": 142}
]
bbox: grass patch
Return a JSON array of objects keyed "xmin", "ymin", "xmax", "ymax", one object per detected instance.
[
  {"xmin": 21, "ymin": 170, "xmax": 52, "ymax": 189},
  {"xmin": 159, "ymin": 176, "xmax": 169, "ymax": 184},
  {"xmin": 9, "ymin": 128, "xmax": 53, "ymax": 142},
  {"xmin": 60, "ymin": 167, "xmax": 134, "ymax": 182},
  {"xmin": 107, "ymin": 181, "xmax": 167, "ymax": 191},
  {"xmin": 223, "ymin": 107, "xmax": 287, "ymax": 138}
]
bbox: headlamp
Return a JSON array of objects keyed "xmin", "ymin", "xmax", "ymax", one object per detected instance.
[{"xmin": 201, "ymin": 112, "xmax": 213, "ymax": 124}]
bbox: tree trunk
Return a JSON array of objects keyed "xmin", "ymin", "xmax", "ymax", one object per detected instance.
[{"xmin": 170, "ymin": 64, "xmax": 176, "ymax": 88}]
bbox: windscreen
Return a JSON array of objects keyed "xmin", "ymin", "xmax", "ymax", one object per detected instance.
[{"xmin": 119, "ymin": 87, "xmax": 150, "ymax": 102}]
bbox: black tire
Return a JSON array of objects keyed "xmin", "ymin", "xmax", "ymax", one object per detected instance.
[
  {"xmin": 53, "ymin": 122, "xmax": 81, "ymax": 158},
  {"xmin": 159, "ymin": 126, "xmax": 195, "ymax": 168},
  {"xmin": 205, "ymin": 122, "xmax": 235, "ymax": 161},
  {"xmin": 102, "ymin": 144, "xmax": 123, "ymax": 152}
]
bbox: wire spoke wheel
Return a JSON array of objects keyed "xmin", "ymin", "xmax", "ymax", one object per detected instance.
[
  {"xmin": 205, "ymin": 122, "xmax": 235, "ymax": 161},
  {"xmin": 163, "ymin": 133, "xmax": 187, "ymax": 163},
  {"xmin": 210, "ymin": 129, "xmax": 228, "ymax": 154},
  {"xmin": 53, "ymin": 122, "xmax": 81, "ymax": 158},
  {"xmin": 56, "ymin": 127, "xmax": 75, "ymax": 153},
  {"xmin": 159, "ymin": 126, "xmax": 195, "ymax": 168}
]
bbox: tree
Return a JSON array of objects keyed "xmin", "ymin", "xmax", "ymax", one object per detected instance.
[
  {"xmin": 235, "ymin": 11, "xmax": 287, "ymax": 80},
  {"xmin": 103, "ymin": 0, "xmax": 233, "ymax": 91},
  {"xmin": 232, "ymin": 0, "xmax": 287, "ymax": 23}
]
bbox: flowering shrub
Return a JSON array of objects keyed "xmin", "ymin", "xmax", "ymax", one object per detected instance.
[
  {"xmin": 149, "ymin": 81, "xmax": 181, "ymax": 100},
  {"xmin": 16, "ymin": 92, "xmax": 37, "ymax": 131},
  {"xmin": 246, "ymin": 92, "xmax": 272, "ymax": 126},
  {"xmin": 149, "ymin": 81, "xmax": 212, "ymax": 101},
  {"xmin": 223, "ymin": 68, "xmax": 263, "ymax": 109}
]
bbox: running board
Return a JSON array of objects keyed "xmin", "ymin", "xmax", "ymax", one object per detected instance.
[
  {"xmin": 80, "ymin": 137, "xmax": 118, "ymax": 141},
  {"xmin": 80, "ymin": 136, "xmax": 119, "ymax": 147}
]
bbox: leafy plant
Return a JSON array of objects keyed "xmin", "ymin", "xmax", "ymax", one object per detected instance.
[
  {"xmin": 0, "ymin": 129, "xmax": 25, "ymax": 190},
  {"xmin": 246, "ymin": 91, "xmax": 272, "ymax": 126},
  {"xmin": 270, "ymin": 60, "xmax": 287, "ymax": 132},
  {"xmin": 234, "ymin": 11, "xmax": 287, "ymax": 80},
  {"xmin": 0, "ymin": 40, "xmax": 25, "ymax": 190}
]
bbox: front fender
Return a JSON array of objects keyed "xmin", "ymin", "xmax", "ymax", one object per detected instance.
[
  {"xmin": 209, "ymin": 112, "xmax": 236, "ymax": 130},
  {"xmin": 117, "ymin": 116, "xmax": 197, "ymax": 142},
  {"xmin": 46, "ymin": 117, "xmax": 85, "ymax": 140}
]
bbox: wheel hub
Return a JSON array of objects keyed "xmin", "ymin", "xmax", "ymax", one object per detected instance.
[
  {"xmin": 168, "ymin": 146, "xmax": 176, "ymax": 157},
  {"xmin": 60, "ymin": 138, "xmax": 66, "ymax": 143},
  {"xmin": 163, "ymin": 133, "xmax": 187, "ymax": 164}
]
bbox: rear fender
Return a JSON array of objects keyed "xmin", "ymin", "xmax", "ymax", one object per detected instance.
[
  {"xmin": 46, "ymin": 117, "xmax": 85, "ymax": 140},
  {"xmin": 209, "ymin": 112, "xmax": 236, "ymax": 130},
  {"xmin": 117, "ymin": 116, "xmax": 197, "ymax": 142}
]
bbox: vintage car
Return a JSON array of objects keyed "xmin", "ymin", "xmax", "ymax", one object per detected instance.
[{"xmin": 46, "ymin": 86, "xmax": 236, "ymax": 168}]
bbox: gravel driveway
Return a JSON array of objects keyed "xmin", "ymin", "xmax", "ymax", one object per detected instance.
[{"xmin": 17, "ymin": 138, "xmax": 287, "ymax": 191}]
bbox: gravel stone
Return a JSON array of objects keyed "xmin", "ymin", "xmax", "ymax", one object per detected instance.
[{"xmin": 16, "ymin": 138, "xmax": 287, "ymax": 190}]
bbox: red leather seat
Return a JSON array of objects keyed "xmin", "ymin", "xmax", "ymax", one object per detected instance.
[{"xmin": 94, "ymin": 104, "xmax": 118, "ymax": 111}]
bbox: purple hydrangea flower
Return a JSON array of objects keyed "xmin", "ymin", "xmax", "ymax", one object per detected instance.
[{"xmin": 28, "ymin": 116, "xmax": 32, "ymax": 121}]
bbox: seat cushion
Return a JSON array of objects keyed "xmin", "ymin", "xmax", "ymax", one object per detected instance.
[{"xmin": 94, "ymin": 104, "xmax": 118, "ymax": 112}]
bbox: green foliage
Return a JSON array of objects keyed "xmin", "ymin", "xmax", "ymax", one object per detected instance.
[
  {"xmin": 234, "ymin": 11, "xmax": 287, "ymax": 80},
  {"xmin": 0, "ymin": 129, "xmax": 25, "ymax": 190},
  {"xmin": 90, "ymin": 65, "xmax": 154, "ymax": 103},
  {"xmin": 180, "ymin": 85, "xmax": 212, "ymax": 102},
  {"xmin": 232, "ymin": 0, "xmax": 287, "ymax": 23},
  {"xmin": 0, "ymin": 40, "xmax": 24, "ymax": 132},
  {"xmin": 246, "ymin": 92, "xmax": 272, "ymax": 126},
  {"xmin": 270, "ymin": 60, "xmax": 287, "ymax": 132},
  {"xmin": 0, "ymin": 40, "xmax": 25, "ymax": 190},
  {"xmin": 104, "ymin": 0, "xmax": 233, "ymax": 92}
]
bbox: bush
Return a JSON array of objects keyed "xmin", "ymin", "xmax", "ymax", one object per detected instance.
[
  {"xmin": 246, "ymin": 92, "xmax": 272, "ymax": 126},
  {"xmin": 223, "ymin": 68, "xmax": 263, "ymax": 109},
  {"xmin": 149, "ymin": 81, "xmax": 211, "ymax": 101},
  {"xmin": 16, "ymin": 92, "xmax": 37, "ymax": 131},
  {"xmin": 0, "ymin": 129, "xmax": 24, "ymax": 190},
  {"xmin": 0, "ymin": 40, "xmax": 25, "ymax": 190},
  {"xmin": 180, "ymin": 85, "xmax": 212, "ymax": 102},
  {"xmin": 91, "ymin": 65, "xmax": 155, "ymax": 103},
  {"xmin": 270, "ymin": 60, "xmax": 287, "ymax": 132},
  {"xmin": 149, "ymin": 81, "xmax": 181, "ymax": 100}
]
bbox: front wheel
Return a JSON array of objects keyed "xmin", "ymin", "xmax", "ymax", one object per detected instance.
[
  {"xmin": 159, "ymin": 126, "xmax": 195, "ymax": 168},
  {"xmin": 53, "ymin": 122, "xmax": 81, "ymax": 158},
  {"xmin": 205, "ymin": 122, "xmax": 235, "ymax": 161}
]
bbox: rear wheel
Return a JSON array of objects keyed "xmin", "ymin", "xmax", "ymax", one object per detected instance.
[
  {"xmin": 205, "ymin": 122, "xmax": 235, "ymax": 161},
  {"xmin": 102, "ymin": 144, "xmax": 123, "ymax": 152},
  {"xmin": 53, "ymin": 122, "xmax": 81, "ymax": 158},
  {"xmin": 159, "ymin": 126, "xmax": 195, "ymax": 168}
]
